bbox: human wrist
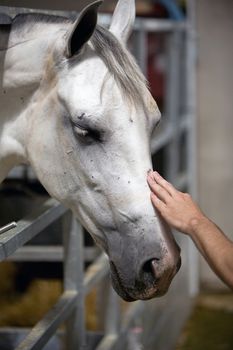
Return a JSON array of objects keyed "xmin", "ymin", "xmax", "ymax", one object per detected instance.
[{"xmin": 188, "ymin": 214, "xmax": 209, "ymax": 238}]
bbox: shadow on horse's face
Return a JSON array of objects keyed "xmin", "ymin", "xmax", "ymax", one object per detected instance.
[{"xmin": 26, "ymin": 0, "xmax": 181, "ymax": 301}]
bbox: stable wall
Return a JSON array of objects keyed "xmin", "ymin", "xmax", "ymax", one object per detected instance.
[{"xmin": 197, "ymin": 0, "xmax": 233, "ymax": 289}]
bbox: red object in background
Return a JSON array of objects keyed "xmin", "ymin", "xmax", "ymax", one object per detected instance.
[
  {"xmin": 152, "ymin": 3, "xmax": 169, "ymax": 18},
  {"xmin": 136, "ymin": 3, "xmax": 168, "ymax": 18},
  {"xmin": 137, "ymin": 3, "xmax": 168, "ymax": 109},
  {"xmin": 147, "ymin": 33, "xmax": 166, "ymax": 109}
]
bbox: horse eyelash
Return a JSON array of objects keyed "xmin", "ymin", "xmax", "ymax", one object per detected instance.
[
  {"xmin": 71, "ymin": 119, "xmax": 103, "ymax": 142},
  {"xmin": 74, "ymin": 126, "xmax": 89, "ymax": 137}
]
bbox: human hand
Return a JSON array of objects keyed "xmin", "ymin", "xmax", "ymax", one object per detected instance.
[{"xmin": 147, "ymin": 171, "xmax": 205, "ymax": 235}]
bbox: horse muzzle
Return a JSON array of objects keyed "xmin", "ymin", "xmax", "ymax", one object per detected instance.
[{"xmin": 109, "ymin": 252, "xmax": 181, "ymax": 301}]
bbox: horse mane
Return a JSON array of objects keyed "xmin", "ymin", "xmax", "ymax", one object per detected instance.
[
  {"xmin": 91, "ymin": 26, "xmax": 148, "ymax": 103},
  {"xmin": 11, "ymin": 12, "xmax": 70, "ymax": 29}
]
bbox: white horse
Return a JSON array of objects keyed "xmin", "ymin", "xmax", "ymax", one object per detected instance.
[{"xmin": 0, "ymin": 0, "xmax": 180, "ymax": 301}]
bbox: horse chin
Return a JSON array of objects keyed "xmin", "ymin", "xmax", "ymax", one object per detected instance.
[
  {"xmin": 110, "ymin": 272, "xmax": 168, "ymax": 302},
  {"xmin": 109, "ymin": 264, "xmax": 169, "ymax": 302},
  {"xmin": 110, "ymin": 272, "xmax": 136, "ymax": 302}
]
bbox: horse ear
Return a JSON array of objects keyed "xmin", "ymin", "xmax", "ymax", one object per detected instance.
[
  {"xmin": 109, "ymin": 0, "xmax": 135, "ymax": 43},
  {"xmin": 66, "ymin": 0, "xmax": 103, "ymax": 57}
]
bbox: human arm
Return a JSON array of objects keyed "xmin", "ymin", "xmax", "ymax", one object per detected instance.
[{"xmin": 147, "ymin": 171, "xmax": 233, "ymax": 290}]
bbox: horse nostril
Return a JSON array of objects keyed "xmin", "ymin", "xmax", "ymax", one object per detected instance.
[{"xmin": 142, "ymin": 258, "xmax": 160, "ymax": 277}]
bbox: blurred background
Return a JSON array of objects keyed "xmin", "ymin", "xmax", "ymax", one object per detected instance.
[{"xmin": 0, "ymin": 1, "xmax": 232, "ymax": 349}]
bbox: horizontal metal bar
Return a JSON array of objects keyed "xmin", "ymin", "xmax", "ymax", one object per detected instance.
[
  {"xmin": 151, "ymin": 114, "xmax": 191, "ymax": 154},
  {"xmin": 0, "ymin": 221, "xmax": 17, "ymax": 234},
  {"xmin": 8, "ymin": 245, "xmax": 100, "ymax": 262},
  {"xmin": 135, "ymin": 18, "xmax": 187, "ymax": 32},
  {"xmin": 84, "ymin": 253, "xmax": 109, "ymax": 294},
  {"xmin": 0, "ymin": 328, "xmax": 104, "ymax": 349},
  {"xmin": 99, "ymin": 14, "xmax": 187, "ymax": 32},
  {"xmin": 151, "ymin": 125, "xmax": 173, "ymax": 153},
  {"xmin": 0, "ymin": 198, "xmax": 68, "ymax": 262},
  {"xmin": 16, "ymin": 291, "xmax": 77, "ymax": 350},
  {"xmin": 8, "ymin": 245, "xmax": 64, "ymax": 262},
  {"xmin": 96, "ymin": 334, "xmax": 117, "ymax": 350},
  {"xmin": 0, "ymin": 6, "xmax": 187, "ymax": 33}
]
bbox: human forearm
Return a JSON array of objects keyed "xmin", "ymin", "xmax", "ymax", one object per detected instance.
[
  {"xmin": 147, "ymin": 171, "xmax": 233, "ymax": 290},
  {"xmin": 189, "ymin": 216, "xmax": 233, "ymax": 289}
]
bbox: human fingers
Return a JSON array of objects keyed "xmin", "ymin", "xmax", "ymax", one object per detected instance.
[
  {"xmin": 150, "ymin": 171, "xmax": 177, "ymax": 197},
  {"xmin": 150, "ymin": 192, "xmax": 167, "ymax": 214},
  {"xmin": 147, "ymin": 176, "xmax": 171, "ymax": 204}
]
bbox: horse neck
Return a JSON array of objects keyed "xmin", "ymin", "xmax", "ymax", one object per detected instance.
[
  {"xmin": 1, "ymin": 23, "xmax": 66, "ymax": 94},
  {"xmin": 0, "ymin": 22, "xmax": 67, "ymax": 182},
  {"xmin": 0, "ymin": 20, "xmax": 69, "ymax": 124}
]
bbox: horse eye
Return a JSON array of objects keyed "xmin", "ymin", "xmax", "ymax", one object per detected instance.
[
  {"xmin": 73, "ymin": 123, "xmax": 102, "ymax": 142},
  {"xmin": 88, "ymin": 128, "xmax": 102, "ymax": 141}
]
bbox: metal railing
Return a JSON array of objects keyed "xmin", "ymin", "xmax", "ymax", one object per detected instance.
[{"xmin": 0, "ymin": 199, "xmax": 146, "ymax": 350}]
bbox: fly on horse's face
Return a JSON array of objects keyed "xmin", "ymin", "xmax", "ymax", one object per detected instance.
[{"xmin": 0, "ymin": 0, "xmax": 181, "ymax": 301}]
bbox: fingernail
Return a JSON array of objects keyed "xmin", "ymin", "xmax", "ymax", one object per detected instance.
[{"xmin": 147, "ymin": 173, "xmax": 153, "ymax": 180}]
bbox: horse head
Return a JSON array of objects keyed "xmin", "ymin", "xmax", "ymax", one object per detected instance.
[{"xmin": 27, "ymin": 0, "xmax": 181, "ymax": 301}]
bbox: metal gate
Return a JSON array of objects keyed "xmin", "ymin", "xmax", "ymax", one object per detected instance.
[{"xmin": 0, "ymin": 2, "xmax": 198, "ymax": 349}]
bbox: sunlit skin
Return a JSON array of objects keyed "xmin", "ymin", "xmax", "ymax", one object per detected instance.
[{"xmin": 147, "ymin": 171, "xmax": 233, "ymax": 290}]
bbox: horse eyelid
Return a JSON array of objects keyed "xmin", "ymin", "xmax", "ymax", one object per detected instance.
[
  {"xmin": 72, "ymin": 120, "xmax": 103, "ymax": 142},
  {"xmin": 74, "ymin": 126, "xmax": 89, "ymax": 137}
]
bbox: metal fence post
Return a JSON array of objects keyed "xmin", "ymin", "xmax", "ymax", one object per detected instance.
[
  {"xmin": 164, "ymin": 30, "xmax": 182, "ymax": 184},
  {"xmin": 63, "ymin": 213, "xmax": 86, "ymax": 350},
  {"xmin": 134, "ymin": 23, "xmax": 148, "ymax": 76},
  {"xmin": 186, "ymin": 0, "xmax": 199, "ymax": 297},
  {"xmin": 96, "ymin": 282, "xmax": 120, "ymax": 350}
]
